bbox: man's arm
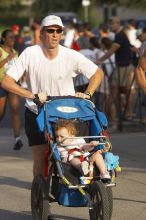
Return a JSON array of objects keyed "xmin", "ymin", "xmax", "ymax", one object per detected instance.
[
  {"xmin": 75, "ymin": 67, "xmax": 104, "ymax": 99},
  {"xmin": 97, "ymin": 43, "xmax": 120, "ymax": 64},
  {"xmin": 1, "ymin": 74, "xmax": 34, "ymax": 99},
  {"xmin": 85, "ymin": 67, "xmax": 104, "ymax": 96},
  {"xmin": 136, "ymin": 56, "xmax": 146, "ymax": 95}
]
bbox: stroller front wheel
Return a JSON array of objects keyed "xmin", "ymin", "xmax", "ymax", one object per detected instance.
[
  {"xmin": 106, "ymin": 187, "xmax": 113, "ymax": 220},
  {"xmin": 88, "ymin": 180, "xmax": 110, "ymax": 220}
]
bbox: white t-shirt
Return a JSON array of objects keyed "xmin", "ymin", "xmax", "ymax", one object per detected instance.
[
  {"xmin": 127, "ymin": 29, "xmax": 141, "ymax": 48},
  {"xmin": 6, "ymin": 44, "xmax": 98, "ymax": 113}
]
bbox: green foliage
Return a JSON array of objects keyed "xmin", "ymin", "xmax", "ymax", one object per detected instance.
[
  {"xmin": 0, "ymin": 0, "xmax": 20, "ymax": 8},
  {"xmin": 31, "ymin": 0, "xmax": 82, "ymax": 17},
  {"xmin": 93, "ymin": 0, "xmax": 146, "ymax": 8}
]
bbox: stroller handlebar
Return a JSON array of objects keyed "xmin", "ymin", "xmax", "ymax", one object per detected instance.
[
  {"xmin": 33, "ymin": 95, "xmax": 92, "ymax": 106},
  {"xmin": 46, "ymin": 95, "xmax": 89, "ymax": 102}
]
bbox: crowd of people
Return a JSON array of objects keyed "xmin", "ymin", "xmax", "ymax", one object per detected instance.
[
  {"xmin": 0, "ymin": 14, "xmax": 146, "ymax": 178},
  {"xmin": 63, "ymin": 17, "xmax": 146, "ymax": 129}
]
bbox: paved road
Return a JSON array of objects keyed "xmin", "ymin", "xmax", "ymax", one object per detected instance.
[{"xmin": 0, "ymin": 129, "xmax": 146, "ymax": 220}]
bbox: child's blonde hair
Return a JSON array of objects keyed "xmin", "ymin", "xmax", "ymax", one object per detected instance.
[{"xmin": 54, "ymin": 120, "xmax": 77, "ymax": 136}]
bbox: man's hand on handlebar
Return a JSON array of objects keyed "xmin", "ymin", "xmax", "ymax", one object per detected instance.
[
  {"xmin": 33, "ymin": 92, "xmax": 92, "ymax": 104},
  {"xmin": 37, "ymin": 92, "xmax": 47, "ymax": 103},
  {"xmin": 33, "ymin": 92, "xmax": 47, "ymax": 105},
  {"xmin": 75, "ymin": 92, "xmax": 91, "ymax": 99}
]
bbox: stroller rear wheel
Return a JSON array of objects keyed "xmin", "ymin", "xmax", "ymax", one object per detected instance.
[
  {"xmin": 88, "ymin": 181, "xmax": 110, "ymax": 220},
  {"xmin": 106, "ymin": 187, "xmax": 113, "ymax": 220},
  {"xmin": 31, "ymin": 175, "xmax": 50, "ymax": 220}
]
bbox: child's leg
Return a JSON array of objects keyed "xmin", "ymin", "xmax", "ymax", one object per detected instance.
[
  {"xmin": 90, "ymin": 151, "xmax": 111, "ymax": 180},
  {"xmin": 70, "ymin": 158, "xmax": 89, "ymax": 175},
  {"xmin": 93, "ymin": 153, "xmax": 107, "ymax": 175},
  {"xmin": 91, "ymin": 151, "xmax": 108, "ymax": 175},
  {"xmin": 70, "ymin": 157, "xmax": 82, "ymax": 170}
]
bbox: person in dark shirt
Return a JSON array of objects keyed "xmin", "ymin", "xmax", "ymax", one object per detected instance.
[
  {"xmin": 114, "ymin": 30, "xmax": 131, "ymax": 66},
  {"xmin": 97, "ymin": 17, "xmax": 134, "ymax": 128}
]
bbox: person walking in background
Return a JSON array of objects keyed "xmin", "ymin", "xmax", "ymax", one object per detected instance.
[
  {"xmin": 63, "ymin": 20, "xmax": 76, "ymax": 48},
  {"xmin": 98, "ymin": 23, "xmax": 115, "ymax": 41},
  {"xmin": 30, "ymin": 17, "xmax": 41, "ymax": 45},
  {"xmin": 11, "ymin": 24, "xmax": 24, "ymax": 55},
  {"xmin": 136, "ymin": 55, "xmax": 146, "ymax": 94},
  {"xmin": 126, "ymin": 19, "xmax": 141, "ymax": 49},
  {"xmin": 137, "ymin": 27, "xmax": 146, "ymax": 56},
  {"xmin": 1, "ymin": 15, "xmax": 103, "ymax": 177},
  {"xmin": 74, "ymin": 36, "xmax": 98, "ymax": 93},
  {"xmin": 21, "ymin": 26, "xmax": 32, "ymax": 51},
  {"xmin": 136, "ymin": 29, "xmax": 146, "ymax": 95},
  {"xmin": 126, "ymin": 19, "xmax": 141, "ymax": 68},
  {"xmin": 97, "ymin": 16, "xmax": 135, "ymax": 129},
  {"xmin": 98, "ymin": 37, "xmax": 116, "ymax": 125},
  {"xmin": 135, "ymin": 28, "xmax": 146, "ymax": 124},
  {"xmin": 0, "ymin": 29, "xmax": 23, "ymax": 150}
]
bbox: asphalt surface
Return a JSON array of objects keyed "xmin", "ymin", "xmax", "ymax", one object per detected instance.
[{"xmin": 0, "ymin": 127, "xmax": 146, "ymax": 220}]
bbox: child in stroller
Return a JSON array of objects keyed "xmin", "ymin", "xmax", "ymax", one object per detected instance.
[{"xmin": 54, "ymin": 119, "xmax": 111, "ymax": 181}]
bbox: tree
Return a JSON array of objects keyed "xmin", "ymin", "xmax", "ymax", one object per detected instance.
[
  {"xmin": 92, "ymin": 0, "xmax": 146, "ymax": 8},
  {"xmin": 31, "ymin": 0, "xmax": 82, "ymax": 17},
  {"xmin": 0, "ymin": 0, "xmax": 20, "ymax": 8}
]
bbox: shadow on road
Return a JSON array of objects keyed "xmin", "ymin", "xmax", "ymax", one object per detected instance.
[
  {"xmin": 0, "ymin": 176, "xmax": 31, "ymax": 189},
  {"xmin": 51, "ymin": 214, "xmax": 86, "ymax": 220},
  {"xmin": 0, "ymin": 209, "xmax": 32, "ymax": 220},
  {"xmin": 114, "ymin": 197, "xmax": 146, "ymax": 204}
]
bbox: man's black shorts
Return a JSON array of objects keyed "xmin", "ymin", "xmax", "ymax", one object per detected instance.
[{"xmin": 25, "ymin": 108, "xmax": 46, "ymax": 146}]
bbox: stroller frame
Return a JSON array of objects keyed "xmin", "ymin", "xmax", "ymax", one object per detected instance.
[{"xmin": 31, "ymin": 97, "xmax": 116, "ymax": 220}]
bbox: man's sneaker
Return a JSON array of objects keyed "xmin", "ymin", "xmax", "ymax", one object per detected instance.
[
  {"xmin": 13, "ymin": 139, "xmax": 23, "ymax": 150},
  {"xmin": 100, "ymin": 172, "xmax": 111, "ymax": 183},
  {"xmin": 81, "ymin": 161, "xmax": 89, "ymax": 175}
]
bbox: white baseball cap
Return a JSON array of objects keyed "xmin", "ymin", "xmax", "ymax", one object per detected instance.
[{"xmin": 41, "ymin": 15, "xmax": 64, "ymax": 29}]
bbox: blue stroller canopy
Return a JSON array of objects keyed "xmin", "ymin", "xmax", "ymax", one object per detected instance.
[{"xmin": 36, "ymin": 98, "xmax": 108, "ymax": 136}]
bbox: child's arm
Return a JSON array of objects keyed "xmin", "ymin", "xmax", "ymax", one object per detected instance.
[{"xmin": 82, "ymin": 141, "xmax": 99, "ymax": 151}]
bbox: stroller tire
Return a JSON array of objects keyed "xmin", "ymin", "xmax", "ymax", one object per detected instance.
[
  {"xmin": 88, "ymin": 181, "xmax": 110, "ymax": 220},
  {"xmin": 31, "ymin": 175, "xmax": 50, "ymax": 220},
  {"xmin": 106, "ymin": 187, "xmax": 113, "ymax": 220}
]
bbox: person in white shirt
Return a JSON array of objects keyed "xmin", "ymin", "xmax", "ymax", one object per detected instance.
[
  {"xmin": 1, "ymin": 15, "xmax": 104, "ymax": 177},
  {"xmin": 126, "ymin": 19, "xmax": 141, "ymax": 49},
  {"xmin": 63, "ymin": 21, "xmax": 76, "ymax": 48}
]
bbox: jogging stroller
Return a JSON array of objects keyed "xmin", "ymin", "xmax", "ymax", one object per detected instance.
[{"xmin": 31, "ymin": 96, "xmax": 120, "ymax": 220}]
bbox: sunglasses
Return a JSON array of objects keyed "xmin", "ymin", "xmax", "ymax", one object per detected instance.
[{"xmin": 45, "ymin": 28, "xmax": 63, "ymax": 34}]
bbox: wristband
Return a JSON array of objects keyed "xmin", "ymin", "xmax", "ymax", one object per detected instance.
[
  {"xmin": 84, "ymin": 91, "xmax": 93, "ymax": 98},
  {"xmin": 33, "ymin": 94, "xmax": 40, "ymax": 104},
  {"xmin": 34, "ymin": 94, "xmax": 39, "ymax": 100}
]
